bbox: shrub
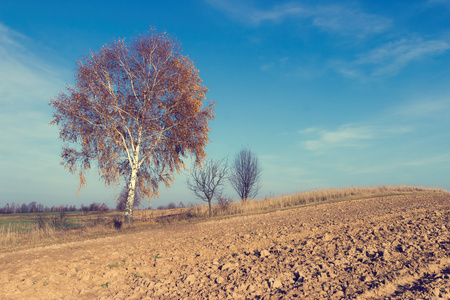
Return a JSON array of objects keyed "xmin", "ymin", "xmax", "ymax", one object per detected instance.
[
  {"xmin": 36, "ymin": 214, "xmax": 48, "ymax": 230},
  {"xmin": 112, "ymin": 215, "xmax": 123, "ymax": 230},
  {"xmin": 98, "ymin": 203, "xmax": 109, "ymax": 213},
  {"xmin": 50, "ymin": 211, "xmax": 68, "ymax": 228},
  {"xmin": 217, "ymin": 194, "xmax": 233, "ymax": 211}
]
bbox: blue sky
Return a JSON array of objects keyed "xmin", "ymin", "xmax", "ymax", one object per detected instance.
[{"xmin": 1, "ymin": 0, "xmax": 450, "ymax": 209}]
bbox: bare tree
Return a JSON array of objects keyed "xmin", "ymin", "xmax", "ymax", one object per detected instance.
[
  {"xmin": 50, "ymin": 29, "xmax": 214, "ymax": 223},
  {"xmin": 229, "ymin": 148, "xmax": 261, "ymax": 202},
  {"xmin": 187, "ymin": 158, "xmax": 228, "ymax": 217}
]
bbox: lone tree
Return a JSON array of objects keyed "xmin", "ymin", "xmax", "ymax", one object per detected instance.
[
  {"xmin": 50, "ymin": 29, "xmax": 214, "ymax": 223},
  {"xmin": 229, "ymin": 148, "xmax": 261, "ymax": 202},
  {"xmin": 187, "ymin": 158, "xmax": 228, "ymax": 217}
]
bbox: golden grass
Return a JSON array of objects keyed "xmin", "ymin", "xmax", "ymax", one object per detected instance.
[
  {"xmin": 0, "ymin": 185, "xmax": 446, "ymax": 251},
  {"xmin": 1, "ymin": 223, "xmax": 55, "ymax": 248},
  {"xmin": 179, "ymin": 185, "xmax": 446, "ymax": 219}
]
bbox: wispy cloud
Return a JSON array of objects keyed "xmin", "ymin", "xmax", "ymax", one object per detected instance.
[
  {"xmin": 341, "ymin": 152, "xmax": 450, "ymax": 175},
  {"xmin": 360, "ymin": 37, "xmax": 450, "ymax": 76},
  {"xmin": 206, "ymin": 0, "xmax": 306, "ymax": 25},
  {"xmin": 0, "ymin": 23, "xmax": 65, "ymax": 180},
  {"xmin": 259, "ymin": 56, "xmax": 289, "ymax": 71},
  {"xmin": 300, "ymin": 124, "xmax": 412, "ymax": 152},
  {"xmin": 333, "ymin": 37, "xmax": 450, "ymax": 78},
  {"xmin": 300, "ymin": 125, "xmax": 374, "ymax": 151},
  {"xmin": 393, "ymin": 97, "xmax": 450, "ymax": 119},
  {"xmin": 206, "ymin": 0, "xmax": 391, "ymax": 37},
  {"xmin": 251, "ymin": 3, "xmax": 305, "ymax": 24},
  {"xmin": 0, "ymin": 23, "xmax": 27, "ymax": 49},
  {"xmin": 0, "ymin": 24, "xmax": 64, "ymax": 108},
  {"xmin": 404, "ymin": 153, "xmax": 450, "ymax": 166},
  {"xmin": 311, "ymin": 5, "xmax": 391, "ymax": 37}
]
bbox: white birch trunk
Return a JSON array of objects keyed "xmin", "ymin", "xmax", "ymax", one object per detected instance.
[{"xmin": 124, "ymin": 163, "xmax": 138, "ymax": 224}]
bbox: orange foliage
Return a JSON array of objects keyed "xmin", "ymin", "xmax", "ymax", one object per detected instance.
[{"xmin": 50, "ymin": 29, "xmax": 214, "ymax": 214}]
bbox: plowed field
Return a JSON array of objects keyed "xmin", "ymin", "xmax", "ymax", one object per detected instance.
[{"xmin": 1, "ymin": 192, "xmax": 450, "ymax": 299}]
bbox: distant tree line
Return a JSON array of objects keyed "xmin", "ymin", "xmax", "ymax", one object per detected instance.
[
  {"xmin": 156, "ymin": 202, "xmax": 185, "ymax": 210},
  {"xmin": 0, "ymin": 202, "xmax": 110, "ymax": 214}
]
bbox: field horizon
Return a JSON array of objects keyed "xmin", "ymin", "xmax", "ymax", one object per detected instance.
[
  {"xmin": 1, "ymin": 185, "xmax": 450, "ymax": 299},
  {"xmin": 1, "ymin": 185, "xmax": 444, "ymax": 252}
]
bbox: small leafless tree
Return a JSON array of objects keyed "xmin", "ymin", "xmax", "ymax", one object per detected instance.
[
  {"xmin": 229, "ymin": 148, "xmax": 261, "ymax": 202},
  {"xmin": 187, "ymin": 158, "xmax": 228, "ymax": 217}
]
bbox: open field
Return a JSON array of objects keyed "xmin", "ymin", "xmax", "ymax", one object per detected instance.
[
  {"xmin": 0, "ymin": 186, "xmax": 437, "ymax": 251},
  {"xmin": 1, "ymin": 187, "xmax": 449, "ymax": 299}
]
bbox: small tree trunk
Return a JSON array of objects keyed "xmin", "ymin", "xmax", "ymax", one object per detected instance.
[
  {"xmin": 208, "ymin": 199, "xmax": 212, "ymax": 217},
  {"xmin": 124, "ymin": 165, "xmax": 138, "ymax": 224}
]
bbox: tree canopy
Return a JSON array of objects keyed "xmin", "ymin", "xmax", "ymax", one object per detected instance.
[{"xmin": 50, "ymin": 29, "xmax": 214, "ymax": 223}]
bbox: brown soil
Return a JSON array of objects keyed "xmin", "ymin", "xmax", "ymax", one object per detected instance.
[{"xmin": 1, "ymin": 192, "xmax": 450, "ymax": 299}]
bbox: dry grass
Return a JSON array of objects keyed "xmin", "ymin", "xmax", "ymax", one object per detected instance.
[
  {"xmin": 0, "ymin": 211, "xmax": 124, "ymax": 250},
  {"xmin": 178, "ymin": 185, "xmax": 446, "ymax": 219},
  {"xmin": 1, "ymin": 185, "xmax": 446, "ymax": 251}
]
